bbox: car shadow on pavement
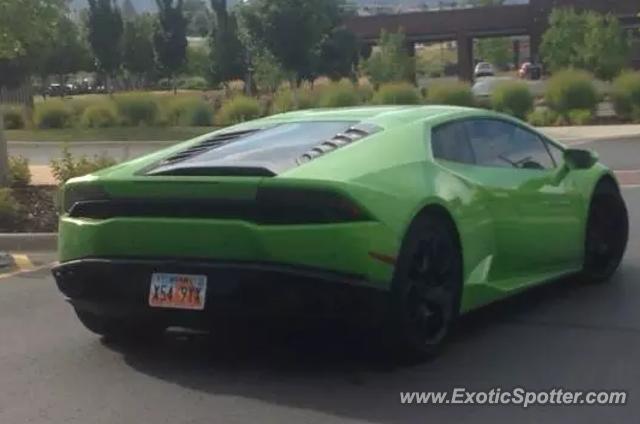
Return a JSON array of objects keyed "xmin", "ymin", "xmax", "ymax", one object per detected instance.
[{"xmin": 101, "ymin": 268, "xmax": 638, "ymax": 423}]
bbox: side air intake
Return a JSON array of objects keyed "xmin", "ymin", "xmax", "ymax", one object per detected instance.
[{"xmin": 297, "ymin": 123, "xmax": 381, "ymax": 164}]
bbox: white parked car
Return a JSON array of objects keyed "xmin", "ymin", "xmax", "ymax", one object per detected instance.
[{"xmin": 474, "ymin": 62, "xmax": 495, "ymax": 78}]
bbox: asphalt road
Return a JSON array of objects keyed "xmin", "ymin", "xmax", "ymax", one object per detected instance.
[{"xmin": 1, "ymin": 139, "xmax": 640, "ymax": 424}]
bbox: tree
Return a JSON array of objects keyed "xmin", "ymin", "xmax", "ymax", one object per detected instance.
[
  {"xmin": 240, "ymin": 0, "xmax": 344, "ymax": 84},
  {"xmin": 38, "ymin": 16, "xmax": 92, "ymax": 91},
  {"xmin": 252, "ymin": 50, "xmax": 287, "ymax": 93},
  {"xmin": 121, "ymin": 0, "xmax": 137, "ymax": 20},
  {"xmin": 317, "ymin": 27, "xmax": 360, "ymax": 81},
  {"xmin": 541, "ymin": 8, "xmax": 630, "ymax": 80},
  {"xmin": 154, "ymin": 0, "xmax": 188, "ymax": 93},
  {"xmin": 476, "ymin": 37, "xmax": 512, "ymax": 69},
  {"xmin": 362, "ymin": 30, "xmax": 414, "ymax": 87},
  {"xmin": 184, "ymin": 0, "xmax": 212, "ymax": 37},
  {"xmin": 0, "ymin": 0, "xmax": 65, "ymax": 186},
  {"xmin": 209, "ymin": 0, "xmax": 246, "ymax": 86},
  {"xmin": 87, "ymin": 0, "xmax": 124, "ymax": 92},
  {"xmin": 582, "ymin": 13, "xmax": 630, "ymax": 81},
  {"xmin": 123, "ymin": 14, "xmax": 156, "ymax": 88}
]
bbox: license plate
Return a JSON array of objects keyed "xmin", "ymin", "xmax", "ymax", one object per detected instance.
[{"xmin": 149, "ymin": 273, "xmax": 207, "ymax": 310}]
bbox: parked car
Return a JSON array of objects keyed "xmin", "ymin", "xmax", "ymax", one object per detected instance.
[
  {"xmin": 474, "ymin": 62, "xmax": 495, "ymax": 78},
  {"xmin": 53, "ymin": 106, "xmax": 629, "ymax": 358},
  {"xmin": 519, "ymin": 62, "xmax": 543, "ymax": 80},
  {"xmin": 472, "ymin": 76, "xmax": 516, "ymax": 99}
]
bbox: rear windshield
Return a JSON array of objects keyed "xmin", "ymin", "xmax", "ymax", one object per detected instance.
[{"xmin": 178, "ymin": 121, "xmax": 356, "ymax": 173}]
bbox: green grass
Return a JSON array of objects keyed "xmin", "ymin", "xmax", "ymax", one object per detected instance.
[{"xmin": 6, "ymin": 127, "xmax": 216, "ymax": 142}]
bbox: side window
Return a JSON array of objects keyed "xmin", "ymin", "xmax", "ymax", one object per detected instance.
[
  {"xmin": 464, "ymin": 119, "xmax": 555, "ymax": 170},
  {"xmin": 431, "ymin": 122, "xmax": 475, "ymax": 165}
]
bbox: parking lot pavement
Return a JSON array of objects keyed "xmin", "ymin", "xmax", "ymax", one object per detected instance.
[{"xmin": 1, "ymin": 140, "xmax": 640, "ymax": 424}]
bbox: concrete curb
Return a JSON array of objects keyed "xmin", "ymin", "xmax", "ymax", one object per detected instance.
[{"xmin": 0, "ymin": 233, "xmax": 58, "ymax": 252}]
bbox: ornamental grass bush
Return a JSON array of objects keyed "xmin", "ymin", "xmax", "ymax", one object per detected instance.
[
  {"xmin": 3, "ymin": 106, "xmax": 26, "ymax": 129},
  {"xmin": 164, "ymin": 97, "xmax": 213, "ymax": 126},
  {"xmin": 34, "ymin": 101, "xmax": 73, "ymax": 129},
  {"xmin": 426, "ymin": 81, "xmax": 474, "ymax": 107},
  {"xmin": 81, "ymin": 102, "xmax": 119, "ymax": 128},
  {"xmin": 114, "ymin": 94, "xmax": 160, "ymax": 126},
  {"xmin": 611, "ymin": 71, "xmax": 640, "ymax": 122},
  {"xmin": 215, "ymin": 96, "xmax": 261, "ymax": 126},
  {"xmin": 318, "ymin": 82, "xmax": 361, "ymax": 108},
  {"xmin": 545, "ymin": 69, "xmax": 598, "ymax": 115},
  {"xmin": 373, "ymin": 82, "xmax": 422, "ymax": 105},
  {"xmin": 491, "ymin": 81, "xmax": 534, "ymax": 119}
]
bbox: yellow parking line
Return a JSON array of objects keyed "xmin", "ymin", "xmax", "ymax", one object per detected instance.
[
  {"xmin": 0, "ymin": 262, "xmax": 55, "ymax": 280},
  {"xmin": 12, "ymin": 254, "xmax": 35, "ymax": 271}
]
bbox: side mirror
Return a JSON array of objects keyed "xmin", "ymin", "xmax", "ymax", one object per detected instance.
[{"xmin": 564, "ymin": 148, "xmax": 598, "ymax": 170}]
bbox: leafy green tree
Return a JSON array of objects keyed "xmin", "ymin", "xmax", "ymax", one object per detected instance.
[
  {"xmin": 252, "ymin": 50, "xmax": 287, "ymax": 93},
  {"xmin": 476, "ymin": 37, "xmax": 512, "ymax": 69},
  {"xmin": 318, "ymin": 27, "xmax": 360, "ymax": 81},
  {"xmin": 39, "ymin": 16, "xmax": 92, "ymax": 91},
  {"xmin": 184, "ymin": 0, "xmax": 212, "ymax": 37},
  {"xmin": 0, "ymin": 0, "xmax": 66, "ymax": 186},
  {"xmin": 87, "ymin": 0, "xmax": 124, "ymax": 92},
  {"xmin": 154, "ymin": 0, "xmax": 189, "ymax": 93},
  {"xmin": 541, "ymin": 8, "xmax": 630, "ymax": 80},
  {"xmin": 185, "ymin": 45, "xmax": 212, "ymax": 78},
  {"xmin": 123, "ymin": 14, "xmax": 156, "ymax": 87},
  {"xmin": 209, "ymin": 0, "xmax": 246, "ymax": 86},
  {"xmin": 240, "ymin": 0, "xmax": 344, "ymax": 84},
  {"xmin": 582, "ymin": 13, "xmax": 630, "ymax": 81},
  {"xmin": 363, "ymin": 30, "xmax": 415, "ymax": 87}
]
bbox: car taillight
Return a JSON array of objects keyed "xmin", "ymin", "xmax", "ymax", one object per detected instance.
[{"xmin": 255, "ymin": 187, "xmax": 372, "ymax": 224}]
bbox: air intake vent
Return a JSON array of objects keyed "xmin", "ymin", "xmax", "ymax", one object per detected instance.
[
  {"xmin": 297, "ymin": 123, "xmax": 381, "ymax": 164},
  {"xmin": 161, "ymin": 129, "xmax": 260, "ymax": 165}
]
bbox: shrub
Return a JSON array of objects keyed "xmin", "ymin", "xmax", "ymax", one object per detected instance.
[
  {"xmin": 491, "ymin": 81, "xmax": 534, "ymax": 119},
  {"xmin": 215, "ymin": 96, "xmax": 261, "ymax": 126},
  {"xmin": 611, "ymin": 71, "xmax": 640, "ymax": 122},
  {"xmin": 545, "ymin": 69, "xmax": 598, "ymax": 115},
  {"xmin": 0, "ymin": 188, "xmax": 22, "ymax": 231},
  {"xmin": 114, "ymin": 94, "xmax": 160, "ymax": 126},
  {"xmin": 81, "ymin": 103, "xmax": 119, "ymax": 128},
  {"xmin": 50, "ymin": 146, "xmax": 117, "ymax": 185},
  {"xmin": 527, "ymin": 108, "xmax": 560, "ymax": 126},
  {"xmin": 165, "ymin": 97, "xmax": 213, "ymax": 126},
  {"xmin": 8, "ymin": 156, "xmax": 31, "ymax": 188},
  {"xmin": 318, "ymin": 82, "xmax": 360, "ymax": 108},
  {"xmin": 568, "ymin": 109, "xmax": 593, "ymax": 125},
  {"xmin": 426, "ymin": 81, "xmax": 474, "ymax": 107},
  {"xmin": 3, "ymin": 106, "xmax": 26, "ymax": 130},
  {"xmin": 178, "ymin": 76, "xmax": 209, "ymax": 91},
  {"xmin": 373, "ymin": 82, "xmax": 422, "ymax": 105},
  {"xmin": 34, "ymin": 101, "xmax": 72, "ymax": 129},
  {"xmin": 272, "ymin": 88, "xmax": 317, "ymax": 113}
]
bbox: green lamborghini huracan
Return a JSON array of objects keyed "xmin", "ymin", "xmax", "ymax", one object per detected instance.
[{"xmin": 53, "ymin": 105, "xmax": 628, "ymax": 356}]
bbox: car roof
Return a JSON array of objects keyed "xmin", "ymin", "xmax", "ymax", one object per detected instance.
[{"xmin": 253, "ymin": 105, "xmax": 478, "ymax": 130}]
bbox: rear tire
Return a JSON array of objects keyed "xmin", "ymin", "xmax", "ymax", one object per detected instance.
[
  {"xmin": 581, "ymin": 180, "xmax": 628, "ymax": 284},
  {"xmin": 385, "ymin": 212, "xmax": 463, "ymax": 360},
  {"xmin": 74, "ymin": 308, "xmax": 165, "ymax": 341}
]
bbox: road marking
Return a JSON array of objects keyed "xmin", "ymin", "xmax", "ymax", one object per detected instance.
[
  {"xmin": 11, "ymin": 254, "xmax": 34, "ymax": 271},
  {"xmin": 0, "ymin": 261, "xmax": 56, "ymax": 280}
]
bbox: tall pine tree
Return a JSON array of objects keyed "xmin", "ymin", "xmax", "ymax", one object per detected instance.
[
  {"xmin": 87, "ymin": 0, "xmax": 124, "ymax": 93},
  {"xmin": 154, "ymin": 0, "xmax": 188, "ymax": 93}
]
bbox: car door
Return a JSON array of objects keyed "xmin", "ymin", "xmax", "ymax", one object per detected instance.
[{"xmin": 432, "ymin": 118, "xmax": 583, "ymax": 284}]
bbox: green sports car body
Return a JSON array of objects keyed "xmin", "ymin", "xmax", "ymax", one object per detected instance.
[{"xmin": 53, "ymin": 106, "xmax": 628, "ymax": 354}]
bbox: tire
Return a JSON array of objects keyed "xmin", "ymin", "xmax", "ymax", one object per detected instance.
[
  {"xmin": 74, "ymin": 308, "xmax": 165, "ymax": 341},
  {"xmin": 386, "ymin": 212, "xmax": 463, "ymax": 359},
  {"xmin": 581, "ymin": 180, "xmax": 629, "ymax": 284}
]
